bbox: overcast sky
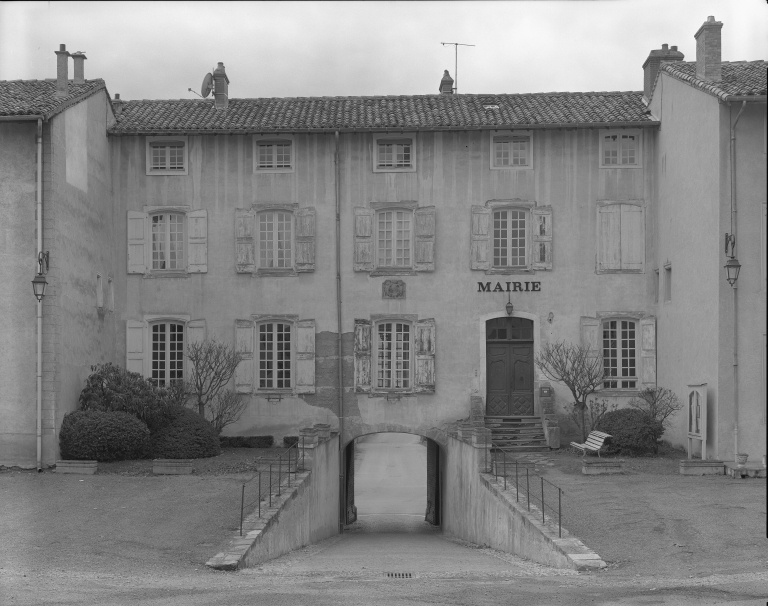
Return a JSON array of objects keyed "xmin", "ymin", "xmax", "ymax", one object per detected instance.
[{"xmin": 1, "ymin": 1, "xmax": 766, "ymax": 100}]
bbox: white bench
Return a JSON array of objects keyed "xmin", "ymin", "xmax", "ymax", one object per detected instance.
[{"xmin": 570, "ymin": 431, "xmax": 612, "ymax": 457}]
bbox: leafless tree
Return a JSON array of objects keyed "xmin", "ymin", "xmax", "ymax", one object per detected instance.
[
  {"xmin": 186, "ymin": 339, "xmax": 243, "ymax": 423},
  {"xmin": 206, "ymin": 389, "xmax": 247, "ymax": 435},
  {"xmin": 627, "ymin": 387, "xmax": 682, "ymax": 429},
  {"xmin": 534, "ymin": 341, "xmax": 605, "ymax": 442}
]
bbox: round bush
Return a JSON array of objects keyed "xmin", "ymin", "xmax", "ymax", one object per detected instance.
[
  {"xmin": 150, "ymin": 408, "xmax": 221, "ymax": 459},
  {"xmin": 595, "ymin": 408, "xmax": 664, "ymax": 455},
  {"xmin": 59, "ymin": 410, "xmax": 150, "ymax": 462}
]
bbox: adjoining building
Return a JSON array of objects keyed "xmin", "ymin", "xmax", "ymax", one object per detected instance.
[{"xmin": 1, "ymin": 18, "xmax": 765, "ymax": 470}]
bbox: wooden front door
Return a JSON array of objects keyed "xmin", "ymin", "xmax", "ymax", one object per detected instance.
[{"xmin": 486, "ymin": 318, "xmax": 534, "ymax": 416}]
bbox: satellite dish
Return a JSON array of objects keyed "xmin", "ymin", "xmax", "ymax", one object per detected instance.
[{"xmin": 201, "ymin": 72, "xmax": 213, "ymax": 98}]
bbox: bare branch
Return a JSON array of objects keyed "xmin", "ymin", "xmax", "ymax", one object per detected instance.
[{"xmin": 186, "ymin": 339, "xmax": 243, "ymax": 420}]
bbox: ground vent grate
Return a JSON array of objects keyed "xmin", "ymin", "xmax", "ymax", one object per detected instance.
[{"xmin": 385, "ymin": 572, "xmax": 413, "ymax": 579}]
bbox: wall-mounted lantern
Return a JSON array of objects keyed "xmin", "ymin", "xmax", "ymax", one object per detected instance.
[
  {"xmin": 724, "ymin": 233, "xmax": 741, "ymax": 287},
  {"xmin": 505, "ymin": 292, "xmax": 514, "ymax": 316},
  {"xmin": 31, "ymin": 251, "xmax": 49, "ymax": 301}
]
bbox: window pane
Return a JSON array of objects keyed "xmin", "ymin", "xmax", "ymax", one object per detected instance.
[
  {"xmin": 152, "ymin": 146, "xmax": 166, "ymax": 170},
  {"xmin": 259, "ymin": 323, "xmax": 274, "ymax": 388},
  {"xmin": 511, "ymin": 136, "xmax": 529, "ymax": 166},
  {"xmin": 621, "ymin": 135, "xmax": 636, "ymax": 165},
  {"xmin": 378, "ymin": 143, "xmax": 393, "ymax": 167},
  {"xmin": 603, "ymin": 134, "xmax": 618, "ymax": 165},
  {"xmin": 396, "ymin": 143, "xmax": 411, "ymax": 167},
  {"xmin": 508, "ymin": 210, "xmax": 526, "ymax": 267},
  {"xmin": 276, "ymin": 323, "xmax": 291, "ymax": 388},
  {"xmin": 260, "ymin": 213, "xmax": 274, "ymax": 268},
  {"xmin": 152, "ymin": 323, "xmax": 166, "ymax": 385},
  {"xmin": 378, "ymin": 211, "xmax": 394, "ymax": 266},
  {"xmin": 603, "ymin": 320, "xmax": 618, "ymax": 388},
  {"xmin": 168, "ymin": 144, "xmax": 184, "ymax": 170},
  {"xmin": 494, "ymin": 140, "xmax": 510, "ymax": 167},
  {"xmin": 395, "ymin": 211, "xmax": 411, "ymax": 266},
  {"xmin": 376, "ymin": 322, "xmax": 410, "ymax": 389},
  {"xmin": 152, "ymin": 214, "xmax": 166, "ymax": 270},
  {"xmin": 377, "ymin": 323, "xmax": 392, "ymax": 388},
  {"xmin": 275, "ymin": 143, "xmax": 291, "ymax": 168},
  {"xmin": 276, "ymin": 212, "xmax": 292, "ymax": 268},
  {"xmin": 259, "ymin": 145, "xmax": 273, "ymax": 168},
  {"xmin": 493, "ymin": 210, "xmax": 508, "ymax": 267},
  {"xmin": 168, "ymin": 323, "xmax": 184, "ymax": 382},
  {"xmin": 168, "ymin": 214, "xmax": 184, "ymax": 270}
]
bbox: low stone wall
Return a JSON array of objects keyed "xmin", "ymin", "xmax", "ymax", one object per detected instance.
[
  {"xmin": 441, "ymin": 433, "xmax": 605, "ymax": 571},
  {"xmin": 207, "ymin": 428, "xmax": 340, "ymax": 570}
]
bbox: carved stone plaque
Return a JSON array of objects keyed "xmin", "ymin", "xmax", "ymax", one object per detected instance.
[{"xmin": 382, "ymin": 279, "xmax": 405, "ymax": 299}]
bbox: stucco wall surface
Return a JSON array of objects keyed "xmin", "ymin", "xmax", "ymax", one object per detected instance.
[
  {"xmin": 0, "ymin": 122, "xmax": 39, "ymax": 466},
  {"xmin": 114, "ymin": 128, "xmax": 656, "ymax": 440},
  {"xmin": 38, "ymin": 91, "xmax": 119, "ymax": 466}
]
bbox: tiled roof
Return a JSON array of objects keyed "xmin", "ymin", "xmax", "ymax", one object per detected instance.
[
  {"xmin": 109, "ymin": 92, "xmax": 655, "ymax": 134},
  {"xmin": 660, "ymin": 61, "xmax": 767, "ymax": 101},
  {"xmin": 0, "ymin": 79, "xmax": 107, "ymax": 118}
]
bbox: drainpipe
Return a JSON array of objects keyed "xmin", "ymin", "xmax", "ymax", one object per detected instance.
[
  {"xmin": 36, "ymin": 117, "xmax": 43, "ymax": 472},
  {"xmin": 730, "ymin": 100, "xmax": 746, "ymax": 463},
  {"xmin": 335, "ymin": 130, "xmax": 344, "ymax": 533}
]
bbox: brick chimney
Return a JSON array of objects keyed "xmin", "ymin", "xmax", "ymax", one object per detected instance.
[
  {"xmin": 55, "ymin": 44, "xmax": 70, "ymax": 97},
  {"xmin": 642, "ymin": 43, "xmax": 684, "ymax": 102},
  {"xmin": 71, "ymin": 52, "xmax": 87, "ymax": 84},
  {"xmin": 213, "ymin": 62, "xmax": 229, "ymax": 110},
  {"xmin": 439, "ymin": 70, "xmax": 454, "ymax": 94},
  {"xmin": 112, "ymin": 93, "xmax": 123, "ymax": 117},
  {"xmin": 695, "ymin": 16, "xmax": 723, "ymax": 82}
]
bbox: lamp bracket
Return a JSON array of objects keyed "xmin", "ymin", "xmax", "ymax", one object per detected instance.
[
  {"xmin": 37, "ymin": 251, "xmax": 49, "ymax": 274},
  {"xmin": 724, "ymin": 233, "xmax": 736, "ymax": 258}
]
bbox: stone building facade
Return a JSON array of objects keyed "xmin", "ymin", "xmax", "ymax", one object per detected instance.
[{"xmin": 1, "ymin": 18, "xmax": 765, "ymax": 469}]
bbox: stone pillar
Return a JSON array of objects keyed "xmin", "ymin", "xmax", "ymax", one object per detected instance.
[
  {"xmin": 314, "ymin": 423, "xmax": 331, "ymax": 442},
  {"xmin": 299, "ymin": 427, "xmax": 318, "ymax": 470},
  {"xmin": 472, "ymin": 426, "xmax": 493, "ymax": 473},
  {"xmin": 470, "ymin": 395, "xmax": 485, "ymax": 426},
  {"xmin": 458, "ymin": 423, "xmax": 475, "ymax": 443}
]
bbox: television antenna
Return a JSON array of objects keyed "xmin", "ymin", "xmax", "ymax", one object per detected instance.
[{"xmin": 440, "ymin": 42, "xmax": 475, "ymax": 93}]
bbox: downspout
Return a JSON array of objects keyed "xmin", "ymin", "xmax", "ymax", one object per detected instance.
[
  {"xmin": 334, "ymin": 130, "xmax": 344, "ymax": 533},
  {"xmin": 730, "ymin": 100, "xmax": 746, "ymax": 462},
  {"xmin": 36, "ymin": 117, "xmax": 43, "ymax": 472}
]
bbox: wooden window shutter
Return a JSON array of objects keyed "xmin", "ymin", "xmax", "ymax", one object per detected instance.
[
  {"xmin": 234, "ymin": 320, "xmax": 254, "ymax": 393},
  {"xmin": 620, "ymin": 204, "xmax": 644, "ymax": 271},
  {"xmin": 295, "ymin": 319, "xmax": 316, "ymax": 394},
  {"xmin": 531, "ymin": 206, "xmax": 553, "ymax": 270},
  {"xmin": 414, "ymin": 318, "xmax": 436, "ymax": 393},
  {"xmin": 126, "ymin": 320, "xmax": 146, "ymax": 376},
  {"xmin": 187, "ymin": 209, "xmax": 208, "ymax": 273},
  {"xmin": 354, "ymin": 319, "xmax": 372, "ymax": 392},
  {"xmin": 186, "ymin": 319, "xmax": 206, "ymax": 346},
  {"xmin": 470, "ymin": 206, "xmax": 491, "ymax": 270},
  {"xmin": 353, "ymin": 207, "xmax": 374, "ymax": 272},
  {"xmin": 597, "ymin": 205, "xmax": 621, "ymax": 271},
  {"xmin": 639, "ymin": 316, "xmax": 657, "ymax": 387},
  {"xmin": 235, "ymin": 209, "xmax": 256, "ymax": 273},
  {"xmin": 295, "ymin": 207, "xmax": 316, "ymax": 273},
  {"xmin": 414, "ymin": 206, "xmax": 436, "ymax": 272},
  {"xmin": 127, "ymin": 211, "xmax": 148, "ymax": 274},
  {"xmin": 580, "ymin": 316, "xmax": 601, "ymax": 360}
]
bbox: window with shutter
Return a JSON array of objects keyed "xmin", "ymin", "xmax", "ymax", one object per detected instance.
[
  {"xmin": 597, "ymin": 203, "xmax": 644, "ymax": 273},
  {"xmin": 128, "ymin": 207, "xmax": 208, "ymax": 275}
]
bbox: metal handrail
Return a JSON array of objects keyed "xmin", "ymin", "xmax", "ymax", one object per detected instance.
[
  {"xmin": 238, "ymin": 438, "xmax": 306, "ymax": 536},
  {"xmin": 491, "ymin": 442, "xmax": 564, "ymax": 538}
]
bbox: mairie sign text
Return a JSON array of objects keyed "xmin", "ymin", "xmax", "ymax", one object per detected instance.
[{"xmin": 478, "ymin": 281, "xmax": 541, "ymax": 293}]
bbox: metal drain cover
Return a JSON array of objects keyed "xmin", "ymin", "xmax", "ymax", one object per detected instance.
[{"xmin": 385, "ymin": 572, "xmax": 413, "ymax": 579}]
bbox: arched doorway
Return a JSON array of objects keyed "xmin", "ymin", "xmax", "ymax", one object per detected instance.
[
  {"xmin": 485, "ymin": 317, "xmax": 534, "ymax": 416},
  {"xmin": 343, "ymin": 433, "xmax": 441, "ymax": 528}
]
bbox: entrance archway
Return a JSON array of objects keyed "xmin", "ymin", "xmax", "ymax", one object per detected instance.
[{"xmin": 343, "ymin": 433, "xmax": 442, "ymax": 528}]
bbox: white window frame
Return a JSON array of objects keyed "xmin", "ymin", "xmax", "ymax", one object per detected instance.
[
  {"xmin": 601, "ymin": 317, "xmax": 638, "ymax": 390},
  {"xmin": 375, "ymin": 207, "xmax": 414, "ymax": 270},
  {"xmin": 146, "ymin": 136, "xmax": 189, "ymax": 175},
  {"xmin": 490, "ymin": 130, "xmax": 533, "ymax": 170},
  {"xmin": 257, "ymin": 319, "xmax": 294, "ymax": 391},
  {"xmin": 257, "ymin": 209, "xmax": 294, "ymax": 271},
  {"xmin": 253, "ymin": 135, "xmax": 295, "ymax": 173},
  {"xmin": 96, "ymin": 274, "xmax": 104, "ymax": 309},
  {"xmin": 491, "ymin": 207, "xmax": 530, "ymax": 269},
  {"xmin": 373, "ymin": 133, "xmax": 416, "ymax": 173},
  {"xmin": 599, "ymin": 129, "xmax": 642, "ymax": 169},
  {"xmin": 149, "ymin": 318, "xmax": 187, "ymax": 387},
  {"xmin": 150, "ymin": 211, "xmax": 187, "ymax": 272},
  {"xmin": 374, "ymin": 319, "xmax": 414, "ymax": 392}
]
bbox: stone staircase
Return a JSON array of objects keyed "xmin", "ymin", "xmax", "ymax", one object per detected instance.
[{"xmin": 485, "ymin": 415, "xmax": 550, "ymax": 452}]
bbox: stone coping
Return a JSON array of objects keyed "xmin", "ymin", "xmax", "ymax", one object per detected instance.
[
  {"xmin": 55, "ymin": 460, "xmax": 98, "ymax": 474},
  {"xmin": 481, "ymin": 473, "xmax": 606, "ymax": 571},
  {"xmin": 206, "ymin": 469, "xmax": 311, "ymax": 570},
  {"xmin": 581, "ymin": 460, "xmax": 623, "ymax": 475},
  {"xmin": 723, "ymin": 461, "xmax": 766, "ymax": 479}
]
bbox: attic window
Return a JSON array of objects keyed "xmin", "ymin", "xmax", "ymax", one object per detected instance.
[
  {"xmin": 483, "ymin": 104, "xmax": 499, "ymax": 110},
  {"xmin": 146, "ymin": 137, "xmax": 188, "ymax": 175}
]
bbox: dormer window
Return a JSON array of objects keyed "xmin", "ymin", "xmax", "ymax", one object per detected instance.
[{"xmin": 146, "ymin": 137, "xmax": 188, "ymax": 175}]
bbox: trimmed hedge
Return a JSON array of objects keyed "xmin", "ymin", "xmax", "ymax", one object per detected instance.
[
  {"xmin": 595, "ymin": 408, "xmax": 664, "ymax": 455},
  {"xmin": 283, "ymin": 436, "xmax": 299, "ymax": 447},
  {"xmin": 150, "ymin": 408, "xmax": 221, "ymax": 459},
  {"xmin": 59, "ymin": 410, "xmax": 150, "ymax": 462},
  {"xmin": 220, "ymin": 436, "xmax": 274, "ymax": 449}
]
